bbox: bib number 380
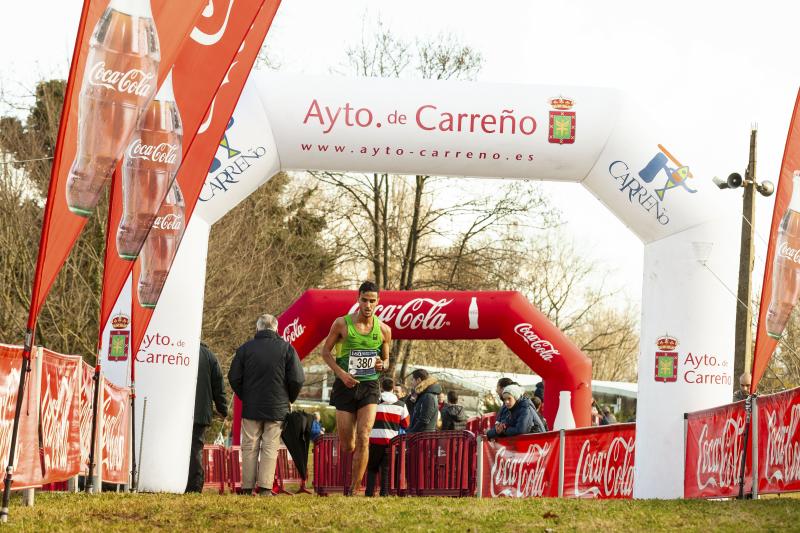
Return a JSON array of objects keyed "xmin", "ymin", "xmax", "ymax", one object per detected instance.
[{"xmin": 348, "ymin": 350, "xmax": 377, "ymax": 377}]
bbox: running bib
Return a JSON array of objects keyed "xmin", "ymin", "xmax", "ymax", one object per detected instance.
[{"xmin": 348, "ymin": 349, "xmax": 378, "ymax": 377}]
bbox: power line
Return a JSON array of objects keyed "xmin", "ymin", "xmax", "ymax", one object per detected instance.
[{"xmin": 0, "ymin": 155, "xmax": 53, "ymax": 165}]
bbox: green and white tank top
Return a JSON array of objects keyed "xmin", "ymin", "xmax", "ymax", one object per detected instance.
[{"xmin": 335, "ymin": 314, "xmax": 383, "ymax": 382}]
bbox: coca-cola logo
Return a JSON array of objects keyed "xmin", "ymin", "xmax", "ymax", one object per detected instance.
[
  {"xmin": 764, "ymin": 404, "xmax": 800, "ymax": 485},
  {"xmin": 574, "ymin": 436, "xmax": 635, "ymax": 498},
  {"xmin": 152, "ymin": 213, "xmax": 183, "ymax": 231},
  {"xmin": 101, "ymin": 392, "xmax": 126, "ymax": 475},
  {"xmin": 695, "ymin": 417, "xmax": 745, "ymax": 490},
  {"xmin": 87, "ymin": 61, "xmax": 155, "ymax": 97},
  {"xmin": 41, "ymin": 371, "xmax": 75, "ymax": 473},
  {"xmin": 347, "ymin": 298, "xmax": 453, "ymax": 330},
  {"xmin": 490, "ymin": 443, "xmax": 552, "ymax": 497},
  {"xmin": 513, "ymin": 323, "xmax": 560, "ymax": 362},
  {"xmin": 0, "ymin": 366, "xmax": 22, "ymax": 471},
  {"xmin": 778, "ymin": 242, "xmax": 800, "ymax": 265},
  {"xmin": 127, "ymin": 139, "xmax": 180, "ymax": 165},
  {"xmin": 282, "ymin": 317, "xmax": 305, "ymax": 344}
]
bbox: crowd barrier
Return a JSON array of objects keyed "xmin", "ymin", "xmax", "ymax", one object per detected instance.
[
  {"xmin": 201, "ymin": 444, "xmax": 306, "ymax": 495},
  {"xmin": 0, "ymin": 344, "xmax": 131, "ymax": 491},
  {"xmin": 684, "ymin": 385, "xmax": 800, "ymax": 499}
]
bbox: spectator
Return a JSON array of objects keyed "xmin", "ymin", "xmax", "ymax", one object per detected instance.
[
  {"xmin": 407, "ymin": 369, "xmax": 442, "ymax": 433},
  {"xmin": 393, "ymin": 384, "xmax": 407, "ymax": 404},
  {"xmin": 600, "ymin": 407, "xmax": 617, "ymax": 425},
  {"xmin": 185, "ymin": 341, "xmax": 228, "ymax": 493},
  {"xmin": 366, "ymin": 378, "xmax": 410, "ymax": 496},
  {"xmin": 486, "ymin": 385, "xmax": 544, "ymax": 438},
  {"xmin": 310, "ymin": 412, "xmax": 324, "ymax": 441},
  {"xmin": 534, "ymin": 381, "xmax": 544, "ymax": 402},
  {"xmin": 438, "ymin": 392, "xmax": 447, "ymax": 411},
  {"xmin": 591, "ymin": 398, "xmax": 602, "ymax": 426},
  {"xmin": 440, "ymin": 391, "xmax": 468, "ymax": 431},
  {"xmin": 494, "ymin": 377, "xmax": 517, "ymax": 429},
  {"xmin": 531, "ymin": 396, "xmax": 549, "ymax": 432},
  {"xmin": 732, "ymin": 372, "xmax": 751, "ymax": 402},
  {"xmin": 228, "ymin": 313, "xmax": 305, "ymax": 496}
]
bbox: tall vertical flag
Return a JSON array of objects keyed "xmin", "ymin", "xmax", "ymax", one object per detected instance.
[
  {"xmin": 97, "ymin": 0, "xmax": 273, "ymax": 348},
  {"xmin": 25, "ymin": 0, "xmax": 209, "ymax": 343},
  {"xmin": 752, "ymin": 89, "xmax": 800, "ymax": 392},
  {"xmin": 128, "ymin": 1, "xmax": 282, "ymax": 360}
]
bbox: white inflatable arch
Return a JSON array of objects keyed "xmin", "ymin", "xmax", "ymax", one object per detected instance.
[{"xmin": 103, "ymin": 72, "xmax": 739, "ymax": 498}]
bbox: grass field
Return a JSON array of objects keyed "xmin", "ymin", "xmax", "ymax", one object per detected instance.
[{"xmin": 5, "ymin": 492, "xmax": 800, "ymax": 532}]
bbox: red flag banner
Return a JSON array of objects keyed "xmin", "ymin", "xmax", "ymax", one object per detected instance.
[
  {"xmin": 27, "ymin": 0, "xmax": 208, "ymax": 334},
  {"xmin": 752, "ymin": 90, "xmax": 800, "ymax": 391},
  {"xmin": 562, "ymin": 424, "xmax": 635, "ymax": 499},
  {"xmin": 481, "ymin": 432, "xmax": 560, "ymax": 498},
  {"xmin": 0, "ymin": 345, "xmax": 39, "ymax": 488},
  {"xmin": 130, "ymin": 1, "xmax": 282, "ymax": 359},
  {"xmin": 79, "ymin": 361, "xmax": 95, "ymax": 474},
  {"xmin": 757, "ymin": 386, "xmax": 800, "ymax": 494},
  {"xmin": 684, "ymin": 401, "xmax": 752, "ymax": 498},
  {"xmin": 100, "ymin": 377, "xmax": 130, "ymax": 484},
  {"xmin": 98, "ymin": 0, "xmax": 273, "ymax": 337},
  {"xmin": 38, "ymin": 349, "xmax": 82, "ymax": 484}
]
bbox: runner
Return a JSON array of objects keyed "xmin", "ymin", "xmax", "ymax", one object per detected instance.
[{"xmin": 321, "ymin": 281, "xmax": 391, "ymax": 495}]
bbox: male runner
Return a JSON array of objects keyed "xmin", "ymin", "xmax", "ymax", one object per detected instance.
[{"xmin": 321, "ymin": 281, "xmax": 391, "ymax": 495}]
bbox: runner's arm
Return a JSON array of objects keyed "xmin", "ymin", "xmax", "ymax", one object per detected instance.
[{"xmin": 321, "ymin": 318, "xmax": 356, "ymax": 385}]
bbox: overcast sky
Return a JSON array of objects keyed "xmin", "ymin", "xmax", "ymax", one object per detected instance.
[{"xmin": 2, "ymin": 0, "xmax": 799, "ymax": 306}]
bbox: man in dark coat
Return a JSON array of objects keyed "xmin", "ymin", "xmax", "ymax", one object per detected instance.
[
  {"xmin": 229, "ymin": 314, "xmax": 305, "ymax": 495},
  {"xmin": 185, "ymin": 341, "xmax": 228, "ymax": 493},
  {"xmin": 407, "ymin": 369, "xmax": 442, "ymax": 433},
  {"xmin": 440, "ymin": 390, "xmax": 468, "ymax": 431}
]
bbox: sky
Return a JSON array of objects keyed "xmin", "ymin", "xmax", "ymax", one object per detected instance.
[{"xmin": 2, "ymin": 0, "xmax": 799, "ymax": 307}]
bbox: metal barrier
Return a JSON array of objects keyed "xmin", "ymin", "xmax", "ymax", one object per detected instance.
[
  {"xmin": 465, "ymin": 417, "xmax": 482, "ymax": 435},
  {"xmin": 226, "ymin": 446, "xmax": 243, "ymax": 494},
  {"xmin": 273, "ymin": 446, "xmax": 311, "ymax": 495},
  {"xmin": 388, "ymin": 434, "xmax": 410, "ymax": 496},
  {"xmin": 202, "ymin": 445, "xmax": 227, "ymax": 494},
  {"xmin": 407, "ymin": 430, "xmax": 476, "ymax": 497}
]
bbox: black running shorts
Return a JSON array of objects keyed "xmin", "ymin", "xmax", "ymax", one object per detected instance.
[{"xmin": 329, "ymin": 378, "xmax": 380, "ymax": 413}]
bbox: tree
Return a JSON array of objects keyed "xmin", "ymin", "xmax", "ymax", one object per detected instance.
[
  {"xmin": 0, "ymin": 79, "xmax": 107, "ymax": 359},
  {"xmin": 201, "ymin": 172, "xmax": 337, "ymax": 366}
]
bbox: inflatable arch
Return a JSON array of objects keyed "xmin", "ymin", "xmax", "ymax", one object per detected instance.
[{"xmin": 102, "ymin": 72, "xmax": 739, "ymax": 498}]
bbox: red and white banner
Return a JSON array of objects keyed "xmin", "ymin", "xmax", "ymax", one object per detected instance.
[
  {"xmin": 481, "ymin": 432, "xmax": 560, "ymax": 498},
  {"xmin": 38, "ymin": 349, "xmax": 82, "ymax": 484},
  {"xmin": 100, "ymin": 378, "xmax": 131, "ymax": 484},
  {"xmin": 684, "ymin": 401, "xmax": 752, "ymax": 498},
  {"xmin": 27, "ymin": 0, "xmax": 207, "ymax": 337},
  {"xmin": 752, "ymin": 90, "xmax": 800, "ymax": 392},
  {"xmin": 757, "ymin": 386, "xmax": 800, "ymax": 494},
  {"xmin": 79, "ymin": 361, "xmax": 95, "ymax": 474},
  {"xmin": 0, "ymin": 345, "xmax": 39, "ymax": 488},
  {"xmin": 562, "ymin": 424, "xmax": 635, "ymax": 499}
]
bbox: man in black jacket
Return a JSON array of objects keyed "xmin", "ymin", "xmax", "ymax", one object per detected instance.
[
  {"xmin": 407, "ymin": 369, "xmax": 442, "ymax": 433},
  {"xmin": 229, "ymin": 314, "xmax": 305, "ymax": 495},
  {"xmin": 440, "ymin": 390, "xmax": 468, "ymax": 431},
  {"xmin": 186, "ymin": 341, "xmax": 228, "ymax": 493}
]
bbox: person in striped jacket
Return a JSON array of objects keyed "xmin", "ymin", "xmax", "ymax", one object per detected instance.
[{"xmin": 365, "ymin": 378, "xmax": 410, "ymax": 496}]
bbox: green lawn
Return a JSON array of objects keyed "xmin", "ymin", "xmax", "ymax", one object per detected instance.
[{"xmin": 6, "ymin": 492, "xmax": 800, "ymax": 532}]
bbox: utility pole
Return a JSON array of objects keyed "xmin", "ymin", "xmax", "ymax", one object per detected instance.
[
  {"xmin": 713, "ymin": 127, "xmax": 774, "ymax": 384},
  {"xmin": 734, "ymin": 128, "xmax": 757, "ymax": 380}
]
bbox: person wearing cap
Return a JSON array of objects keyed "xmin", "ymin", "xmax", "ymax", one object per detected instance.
[{"xmin": 485, "ymin": 384, "xmax": 545, "ymax": 438}]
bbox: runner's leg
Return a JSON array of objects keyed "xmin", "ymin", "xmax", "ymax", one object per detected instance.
[
  {"xmin": 350, "ymin": 403, "xmax": 377, "ymax": 493},
  {"xmin": 336, "ymin": 410, "xmax": 356, "ymax": 453}
]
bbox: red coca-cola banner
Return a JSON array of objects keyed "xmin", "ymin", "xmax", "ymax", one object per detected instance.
[
  {"xmin": 100, "ymin": 378, "xmax": 130, "ymax": 484},
  {"xmin": 0, "ymin": 345, "xmax": 39, "ymax": 488},
  {"xmin": 79, "ymin": 361, "xmax": 95, "ymax": 474},
  {"xmin": 38, "ymin": 349, "xmax": 82, "ymax": 484},
  {"xmin": 129, "ymin": 1, "xmax": 283, "ymax": 362},
  {"xmin": 752, "ymin": 90, "xmax": 800, "ymax": 392},
  {"xmin": 481, "ymin": 432, "xmax": 560, "ymax": 498},
  {"xmin": 757, "ymin": 386, "xmax": 800, "ymax": 494},
  {"xmin": 27, "ymin": 0, "xmax": 208, "ymax": 338},
  {"xmin": 684, "ymin": 401, "xmax": 752, "ymax": 498},
  {"xmin": 98, "ymin": 0, "xmax": 274, "ymax": 342},
  {"xmin": 562, "ymin": 424, "xmax": 635, "ymax": 499}
]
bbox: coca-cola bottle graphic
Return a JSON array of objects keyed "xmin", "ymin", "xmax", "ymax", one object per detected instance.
[
  {"xmin": 137, "ymin": 181, "xmax": 184, "ymax": 308},
  {"xmin": 552, "ymin": 390, "xmax": 576, "ymax": 430},
  {"xmin": 116, "ymin": 70, "xmax": 182, "ymax": 259},
  {"xmin": 766, "ymin": 171, "xmax": 800, "ymax": 338},
  {"xmin": 65, "ymin": 0, "xmax": 160, "ymax": 216}
]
